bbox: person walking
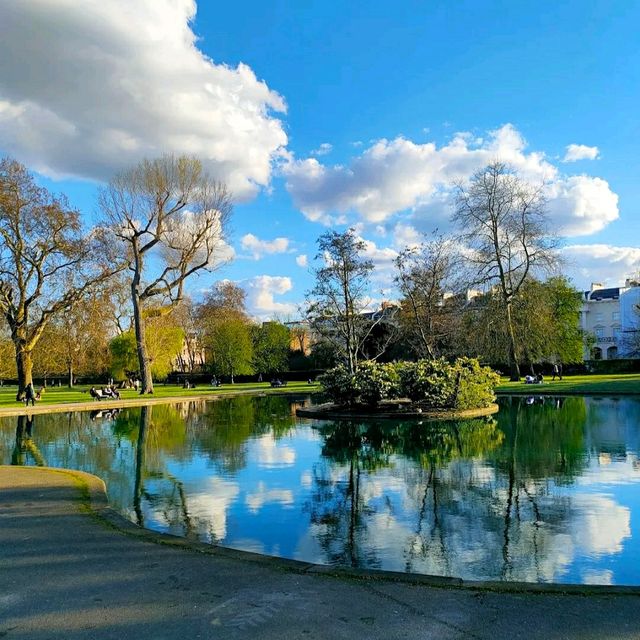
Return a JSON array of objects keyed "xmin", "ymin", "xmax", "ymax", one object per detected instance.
[{"xmin": 24, "ymin": 382, "xmax": 36, "ymax": 406}]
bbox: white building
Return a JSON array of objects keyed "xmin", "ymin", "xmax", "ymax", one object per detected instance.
[{"xmin": 580, "ymin": 280, "xmax": 640, "ymax": 360}]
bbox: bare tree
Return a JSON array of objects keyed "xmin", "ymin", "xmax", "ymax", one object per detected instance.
[
  {"xmin": 306, "ymin": 229, "xmax": 388, "ymax": 373},
  {"xmin": 394, "ymin": 233, "xmax": 462, "ymax": 359},
  {"xmin": 99, "ymin": 155, "xmax": 233, "ymax": 394},
  {"xmin": 453, "ymin": 161, "xmax": 558, "ymax": 380},
  {"xmin": 0, "ymin": 158, "xmax": 117, "ymax": 399}
]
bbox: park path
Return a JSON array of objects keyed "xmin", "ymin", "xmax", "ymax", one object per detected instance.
[{"xmin": 1, "ymin": 466, "xmax": 640, "ymax": 640}]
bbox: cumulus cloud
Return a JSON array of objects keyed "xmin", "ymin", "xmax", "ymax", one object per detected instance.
[
  {"xmin": 241, "ymin": 233, "xmax": 290, "ymax": 259},
  {"xmin": 311, "ymin": 143, "xmax": 333, "ymax": 156},
  {"xmin": 284, "ymin": 124, "xmax": 618, "ymax": 236},
  {"xmin": 296, "ymin": 254, "xmax": 308, "ymax": 268},
  {"xmin": 0, "ymin": 0, "xmax": 287, "ymax": 198},
  {"xmin": 562, "ymin": 244, "xmax": 640, "ymax": 287},
  {"xmin": 563, "ymin": 144, "xmax": 600, "ymax": 162},
  {"xmin": 242, "ymin": 275, "xmax": 297, "ymax": 317}
]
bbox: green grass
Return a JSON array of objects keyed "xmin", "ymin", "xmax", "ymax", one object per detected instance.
[
  {"xmin": 0, "ymin": 380, "xmax": 321, "ymax": 409},
  {"xmin": 496, "ymin": 373, "xmax": 640, "ymax": 395}
]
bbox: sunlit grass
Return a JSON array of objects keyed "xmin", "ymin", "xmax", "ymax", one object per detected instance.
[
  {"xmin": 497, "ymin": 373, "xmax": 640, "ymax": 395},
  {"xmin": 0, "ymin": 380, "xmax": 320, "ymax": 408}
]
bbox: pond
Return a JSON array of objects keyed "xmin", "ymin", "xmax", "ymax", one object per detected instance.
[{"xmin": 2, "ymin": 394, "xmax": 640, "ymax": 585}]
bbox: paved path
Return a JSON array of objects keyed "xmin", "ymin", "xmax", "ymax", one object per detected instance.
[{"xmin": 1, "ymin": 466, "xmax": 640, "ymax": 640}]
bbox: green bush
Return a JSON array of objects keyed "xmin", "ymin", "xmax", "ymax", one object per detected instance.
[
  {"xmin": 451, "ymin": 357, "xmax": 500, "ymax": 409},
  {"xmin": 356, "ymin": 361, "xmax": 400, "ymax": 406},
  {"xmin": 318, "ymin": 364, "xmax": 359, "ymax": 405},
  {"xmin": 397, "ymin": 358, "xmax": 458, "ymax": 408},
  {"xmin": 319, "ymin": 357, "xmax": 498, "ymax": 410}
]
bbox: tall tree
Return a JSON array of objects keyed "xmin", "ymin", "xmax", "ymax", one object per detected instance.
[
  {"xmin": 252, "ymin": 321, "xmax": 290, "ymax": 376},
  {"xmin": 453, "ymin": 162, "xmax": 558, "ymax": 380},
  {"xmin": 306, "ymin": 229, "xmax": 383, "ymax": 374},
  {"xmin": 0, "ymin": 157, "xmax": 116, "ymax": 399},
  {"xmin": 395, "ymin": 234, "xmax": 462, "ymax": 359},
  {"xmin": 99, "ymin": 155, "xmax": 233, "ymax": 394}
]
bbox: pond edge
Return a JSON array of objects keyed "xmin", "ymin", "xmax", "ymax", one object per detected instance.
[{"xmin": 23, "ymin": 465, "xmax": 640, "ymax": 597}]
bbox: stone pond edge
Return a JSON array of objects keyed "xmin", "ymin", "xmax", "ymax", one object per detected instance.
[{"xmin": 7, "ymin": 465, "xmax": 640, "ymax": 597}]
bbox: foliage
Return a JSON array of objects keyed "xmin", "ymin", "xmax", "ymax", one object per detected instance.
[
  {"xmin": 320, "ymin": 357, "xmax": 498, "ymax": 409},
  {"xmin": 0, "ymin": 157, "xmax": 117, "ymax": 396},
  {"xmin": 453, "ymin": 161, "xmax": 558, "ymax": 380},
  {"xmin": 307, "ymin": 229, "xmax": 389, "ymax": 373},
  {"xmin": 199, "ymin": 282, "xmax": 254, "ymax": 382},
  {"xmin": 459, "ymin": 277, "xmax": 584, "ymax": 368},
  {"xmin": 99, "ymin": 155, "xmax": 233, "ymax": 393},
  {"xmin": 354, "ymin": 361, "xmax": 400, "ymax": 406},
  {"xmin": 394, "ymin": 233, "xmax": 463, "ymax": 359},
  {"xmin": 453, "ymin": 357, "xmax": 501, "ymax": 409},
  {"xmin": 109, "ymin": 321, "xmax": 184, "ymax": 381},
  {"xmin": 396, "ymin": 359, "xmax": 459, "ymax": 408},
  {"xmin": 206, "ymin": 316, "xmax": 254, "ymax": 381},
  {"xmin": 318, "ymin": 364, "xmax": 358, "ymax": 405},
  {"xmin": 252, "ymin": 321, "xmax": 290, "ymax": 375}
]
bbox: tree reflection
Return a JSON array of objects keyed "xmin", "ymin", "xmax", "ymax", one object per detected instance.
[
  {"xmin": 309, "ymin": 417, "xmax": 503, "ymax": 569},
  {"xmin": 11, "ymin": 415, "xmax": 46, "ymax": 466}
]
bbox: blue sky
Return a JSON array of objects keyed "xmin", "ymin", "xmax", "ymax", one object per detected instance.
[{"xmin": 1, "ymin": 0, "xmax": 638, "ymax": 317}]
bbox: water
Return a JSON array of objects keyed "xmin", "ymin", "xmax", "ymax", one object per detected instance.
[{"xmin": 2, "ymin": 394, "xmax": 640, "ymax": 585}]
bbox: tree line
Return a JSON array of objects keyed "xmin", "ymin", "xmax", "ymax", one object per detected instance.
[{"xmin": 0, "ymin": 156, "xmax": 590, "ymax": 395}]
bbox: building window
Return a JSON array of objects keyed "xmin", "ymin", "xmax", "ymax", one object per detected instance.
[
  {"xmin": 594, "ymin": 327, "xmax": 605, "ymax": 339},
  {"xmin": 595, "ymin": 313, "xmax": 604, "ymax": 322},
  {"xmin": 612, "ymin": 311, "xmax": 620, "ymax": 321},
  {"xmin": 592, "ymin": 346, "xmax": 602, "ymax": 360},
  {"xmin": 607, "ymin": 346, "xmax": 618, "ymax": 359},
  {"xmin": 613, "ymin": 326, "xmax": 622, "ymax": 341}
]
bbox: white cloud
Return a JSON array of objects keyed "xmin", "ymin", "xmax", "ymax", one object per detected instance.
[
  {"xmin": 242, "ymin": 275, "xmax": 297, "ymax": 318},
  {"xmin": 563, "ymin": 144, "xmax": 600, "ymax": 162},
  {"xmin": 250, "ymin": 435, "xmax": 296, "ymax": 467},
  {"xmin": 240, "ymin": 233, "xmax": 290, "ymax": 259},
  {"xmin": 311, "ymin": 142, "xmax": 333, "ymax": 156},
  {"xmin": 562, "ymin": 244, "xmax": 640, "ymax": 287},
  {"xmin": 284, "ymin": 124, "xmax": 619, "ymax": 237},
  {"xmin": 0, "ymin": 0, "xmax": 287, "ymax": 198},
  {"xmin": 245, "ymin": 481, "xmax": 294, "ymax": 513},
  {"xmin": 295, "ymin": 254, "xmax": 308, "ymax": 268}
]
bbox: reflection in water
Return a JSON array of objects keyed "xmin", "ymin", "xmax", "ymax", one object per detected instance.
[{"xmin": 1, "ymin": 394, "xmax": 640, "ymax": 584}]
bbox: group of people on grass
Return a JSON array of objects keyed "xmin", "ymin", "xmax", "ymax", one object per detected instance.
[{"xmin": 523, "ymin": 363, "xmax": 563, "ymax": 385}]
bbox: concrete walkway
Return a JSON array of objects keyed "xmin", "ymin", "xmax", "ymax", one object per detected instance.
[{"xmin": 1, "ymin": 467, "xmax": 640, "ymax": 640}]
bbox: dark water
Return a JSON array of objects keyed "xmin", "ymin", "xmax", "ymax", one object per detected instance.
[{"xmin": 2, "ymin": 394, "xmax": 640, "ymax": 585}]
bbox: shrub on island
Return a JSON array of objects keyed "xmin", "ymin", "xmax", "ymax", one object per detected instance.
[{"xmin": 318, "ymin": 358, "xmax": 499, "ymax": 411}]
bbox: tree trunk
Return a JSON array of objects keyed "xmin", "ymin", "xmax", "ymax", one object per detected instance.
[
  {"xmin": 505, "ymin": 301, "xmax": 521, "ymax": 381},
  {"xmin": 68, "ymin": 362, "xmax": 74, "ymax": 388},
  {"xmin": 15, "ymin": 348, "xmax": 33, "ymax": 401},
  {"xmin": 131, "ymin": 281, "xmax": 154, "ymax": 394},
  {"xmin": 133, "ymin": 406, "xmax": 149, "ymax": 527}
]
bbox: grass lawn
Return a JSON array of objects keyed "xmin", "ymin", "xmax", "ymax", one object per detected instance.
[
  {"xmin": 496, "ymin": 373, "xmax": 640, "ymax": 395},
  {"xmin": 0, "ymin": 380, "xmax": 321, "ymax": 409}
]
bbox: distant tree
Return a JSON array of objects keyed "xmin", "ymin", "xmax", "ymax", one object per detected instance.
[
  {"xmin": 459, "ymin": 277, "xmax": 583, "ymax": 369},
  {"xmin": 35, "ymin": 286, "xmax": 115, "ymax": 386},
  {"xmin": 307, "ymin": 229, "xmax": 386, "ymax": 374},
  {"xmin": 109, "ymin": 316, "xmax": 184, "ymax": 382},
  {"xmin": 453, "ymin": 161, "xmax": 558, "ymax": 380},
  {"xmin": 199, "ymin": 282, "xmax": 254, "ymax": 383},
  {"xmin": 207, "ymin": 318, "xmax": 254, "ymax": 382},
  {"xmin": 0, "ymin": 158, "xmax": 117, "ymax": 399},
  {"xmin": 99, "ymin": 155, "xmax": 233, "ymax": 394},
  {"xmin": 252, "ymin": 321, "xmax": 290, "ymax": 376},
  {"xmin": 394, "ymin": 234, "xmax": 463, "ymax": 359}
]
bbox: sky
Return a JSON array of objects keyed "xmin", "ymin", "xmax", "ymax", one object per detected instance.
[{"xmin": 0, "ymin": 0, "xmax": 639, "ymax": 318}]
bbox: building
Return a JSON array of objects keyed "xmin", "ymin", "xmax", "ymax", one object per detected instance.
[{"xmin": 580, "ymin": 280, "xmax": 640, "ymax": 360}]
